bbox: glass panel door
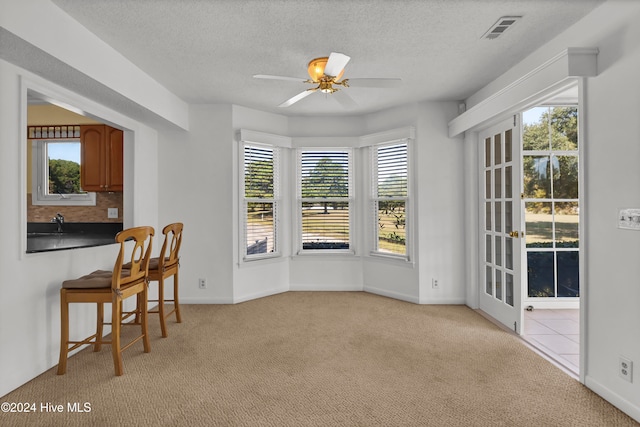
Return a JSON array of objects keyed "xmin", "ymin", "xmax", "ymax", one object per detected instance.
[
  {"xmin": 522, "ymin": 106, "xmax": 580, "ymax": 300},
  {"xmin": 479, "ymin": 117, "xmax": 524, "ymax": 334}
]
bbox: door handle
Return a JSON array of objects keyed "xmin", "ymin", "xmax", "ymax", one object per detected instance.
[{"xmin": 509, "ymin": 230, "xmax": 519, "ymax": 238}]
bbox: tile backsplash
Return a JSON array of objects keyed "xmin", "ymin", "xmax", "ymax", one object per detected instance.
[{"xmin": 27, "ymin": 192, "xmax": 123, "ymax": 223}]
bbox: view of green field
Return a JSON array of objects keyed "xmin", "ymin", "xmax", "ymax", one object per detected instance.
[
  {"xmin": 377, "ymin": 204, "xmax": 406, "ymax": 255},
  {"xmin": 525, "ymin": 211, "xmax": 579, "ymax": 248},
  {"xmin": 246, "ymin": 206, "xmax": 407, "ymax": 254}
]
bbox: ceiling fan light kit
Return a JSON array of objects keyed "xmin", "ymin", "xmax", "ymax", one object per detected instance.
[
  {"xmin": 254, "ymin": 51, "xmax": 401, "ymax": 108},
  {"xmin": 307, "ymin": 57, "xmax": 344, "ymax": 82},
  {"xmin": 306, "ymin": 57, "xmax": 348, "ymax": 94}
]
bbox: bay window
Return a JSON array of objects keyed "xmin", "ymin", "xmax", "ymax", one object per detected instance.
[{"xmin": 239, "ymin": 127, "xmax": 413, "ymax": 263}]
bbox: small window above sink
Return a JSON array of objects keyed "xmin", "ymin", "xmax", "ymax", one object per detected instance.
[{"xmin": 31, "ymin": 138, "xmax": 96, "ymax": 206}]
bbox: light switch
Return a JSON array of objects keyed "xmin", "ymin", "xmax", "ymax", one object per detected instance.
[{"xmin": 108, "ymin": 208, "xmax": 118, "ymax": 219}]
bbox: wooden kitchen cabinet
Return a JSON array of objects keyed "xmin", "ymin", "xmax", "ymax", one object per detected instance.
[{"xmin": 80, "ymin": 125, "xmax": 123, "ymax": 192}]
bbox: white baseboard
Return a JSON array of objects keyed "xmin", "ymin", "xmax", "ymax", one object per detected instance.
[
  {"xmin": 419, "ymin": 297, "xmax": 467, "ymax": 305},
  {"xmin": 363, "ymin": 285, "xmax": 420, "ymax": 304},
  {"xmin": 234, "ymin": 286, "xmax": 289, "ymax": 304},
  {"xmin": 181, "ymin": 289, "xmax": 464, "ymax": 306},
  {"xmin": 180, "ymin": 286, "xmax": 291, "ymax": 305},
  {"xmin": 585, "ymin": 375, "xmax": 640, "ymax": 423},
  {"xmin": 289, "ymin": 284, "xmax": 363, "ymax": 292},
  {"xmin": 180, "ymin": 296, "xmax": 234, "ymax": 304}
]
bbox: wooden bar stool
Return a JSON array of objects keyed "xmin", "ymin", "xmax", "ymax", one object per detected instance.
[
  {"xmin": 147, "ymin": 222, "xmax": 183, "ymax": 337},
  {"xmin": 57, "ymin": 226, "xmax": 154, "ymax": 376}
]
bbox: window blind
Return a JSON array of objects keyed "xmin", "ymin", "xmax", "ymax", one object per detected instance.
[
  {"xmin": 373, "ymin": 141, "xmax": 408, "ymax": 257},
  {"xmin": 300, "ymin": 150, "xmax": 350, "ymax": 198},
  {"xmin": 244, "ymin": 145, "xmax": 274, "ymax": 198},
  {"xmin": 243, "ymin": 144, "xmax": 277, "ymax": 257},
  {"xmin": 376, "ymin": 142, "xmax": 407, "ymax": 198},
  {"xmin": 299, "ymin": 149, "xmax": 351, "ymax": 251}
]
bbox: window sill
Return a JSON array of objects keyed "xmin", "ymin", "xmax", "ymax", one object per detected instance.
[
  {"xmin": 296, "ymin": 248, "xmax": 355, "ymax": 256},
  {"xmin": 292, "ymin": 251, "xmax": 360, "ymax": 261},
  {"xmin": 367, "ymin": 251, "xmax": 414, "ymax": 267},
  {"xmin": 241, "ymin": 252, "xmax": 283, "ymax": 265}
]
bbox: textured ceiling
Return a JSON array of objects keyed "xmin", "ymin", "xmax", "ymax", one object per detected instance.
[{"xmin": 50, "ymin": 0, "xmax": 605, "ymax": 117}]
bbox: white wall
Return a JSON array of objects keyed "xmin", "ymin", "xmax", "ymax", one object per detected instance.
[
  {"xmin": 415, "ymin": 102, "xmax": 466, "ymax": 304},
  {"xmin": 158, "ymin": 105, "xmax": 235, "ymax": 304},
  {"xmin": 0, "ymin": 59, "xmax": 160, "ymax": 397},
  {"xmin": 462, "ymin": 0, "xmax": 640, "ymax": 421},
  {"xmin": 288, "ymin": 115, "xmax": 366, "ymax": 137},
  {"xmin": 362, "ymin": 103, "xmax": 465, "ymax": 304},
  {"xmin": 581, "ymin": 11, "xmax": 640, "ymax": 419}
]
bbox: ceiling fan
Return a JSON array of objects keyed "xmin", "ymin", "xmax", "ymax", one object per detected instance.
[{"xmin": 254, "ymin": 52, "xmax": 401, "ymax": 108}]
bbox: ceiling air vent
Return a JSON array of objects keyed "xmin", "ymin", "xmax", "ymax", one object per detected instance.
[{"xmin": 481, "ymin": 16, "xmax": 522, "ymax": 40}]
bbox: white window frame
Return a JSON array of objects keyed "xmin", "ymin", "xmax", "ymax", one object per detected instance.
[
  {"xmin": 296, "ymin": 147, "xmax": 354, "ymax": 255},
  {"xmin": 31, "ymin": 139, "xmax": 96, "ymax": 206},
  {"xmin": 370, "ymin": 139, "xmax": 411, "ymax": 261},
  {"xmin": 240, "ymin": 141, "xmax": 281, "ymax": 262}
]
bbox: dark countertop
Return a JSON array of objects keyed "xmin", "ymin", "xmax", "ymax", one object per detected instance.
[{"xmin": 27, "ymin": 223, "xmax": 123, "ymax": 253}]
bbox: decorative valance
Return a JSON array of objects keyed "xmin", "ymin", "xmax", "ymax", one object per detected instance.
[{"xmin": 27, "ymin": 125, "xmax": 81, "ymax": 139}]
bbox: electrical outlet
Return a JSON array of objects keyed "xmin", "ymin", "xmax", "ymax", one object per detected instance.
[
  {"xmin": 107, "ymin": 208, "xmax": 118, "ymax": 219},
  {"xmin": 432, "ymin": 278, "xmax": 439, "ymax": 289},
  {"xmin": 619, "ymin": 356, "xmax": 633, "ymax": 383},
  {"xmin": 198, "ymin": 278, "xmax": 207, "ymax": 289}
]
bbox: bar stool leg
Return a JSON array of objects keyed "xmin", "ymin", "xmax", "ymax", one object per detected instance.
[
  {"xmin": 142, "ymin": 283, "xmax": 151, "ymax": 352},
  {"xmin": 94, "ymin": 302, "xmax": 104, "ymax": 352},
  {"xmin": 57, "ymin": 289, "xmax": 69, "ymax": 375},
  {"xmin": 174, "ymin": 272, "xmax": 182, "ymax": 323},
  {"xmin": 158, "ymin": 276, "xmax": 168, "ymax": 337},
  {"xmin": 111, "ymin": 295, "xmax": 124, "ymax": 376}
]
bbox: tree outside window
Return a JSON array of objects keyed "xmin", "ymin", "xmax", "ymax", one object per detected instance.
[{"xmin": 299, "ymin": 150, "xmax": 351, "ymax": 251}]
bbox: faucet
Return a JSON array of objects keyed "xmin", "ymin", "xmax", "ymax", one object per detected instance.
[{"xmin": 51, "ymin": 212, "xmax": 64, "ymax": 233}]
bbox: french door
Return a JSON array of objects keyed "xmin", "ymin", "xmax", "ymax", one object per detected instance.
[{"xmin": 479, "ymin": 117, "xmax": 524, "ymax": 334}]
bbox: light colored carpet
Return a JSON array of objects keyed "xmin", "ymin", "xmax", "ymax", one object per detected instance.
[{"xmin": 1, "ymin": 292, "xmax": 637, "ymax": 426}]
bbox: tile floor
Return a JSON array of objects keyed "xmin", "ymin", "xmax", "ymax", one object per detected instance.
[{"xmin": 522, "ymin": 308, "xmax": 580, "ymax": 376}]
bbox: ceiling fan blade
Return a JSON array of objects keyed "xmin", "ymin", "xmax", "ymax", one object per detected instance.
[
  {"xmin": 333, "ymin": 90, "xmax": 358, "ymax": 110},
  {"xmin": 278, "ymin": 89, "xmax": 317, "ymax": 108},
  {"xmin": 254, "ymin": 74, "xmax": 308, "ymax": 83},
  {"xmin": 324, "ymin": 52, "xmax": 351, "ymax": 77},
  {"xmin": 346, "ymin": 78, "xmax": 402, "ymax": 88}
]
